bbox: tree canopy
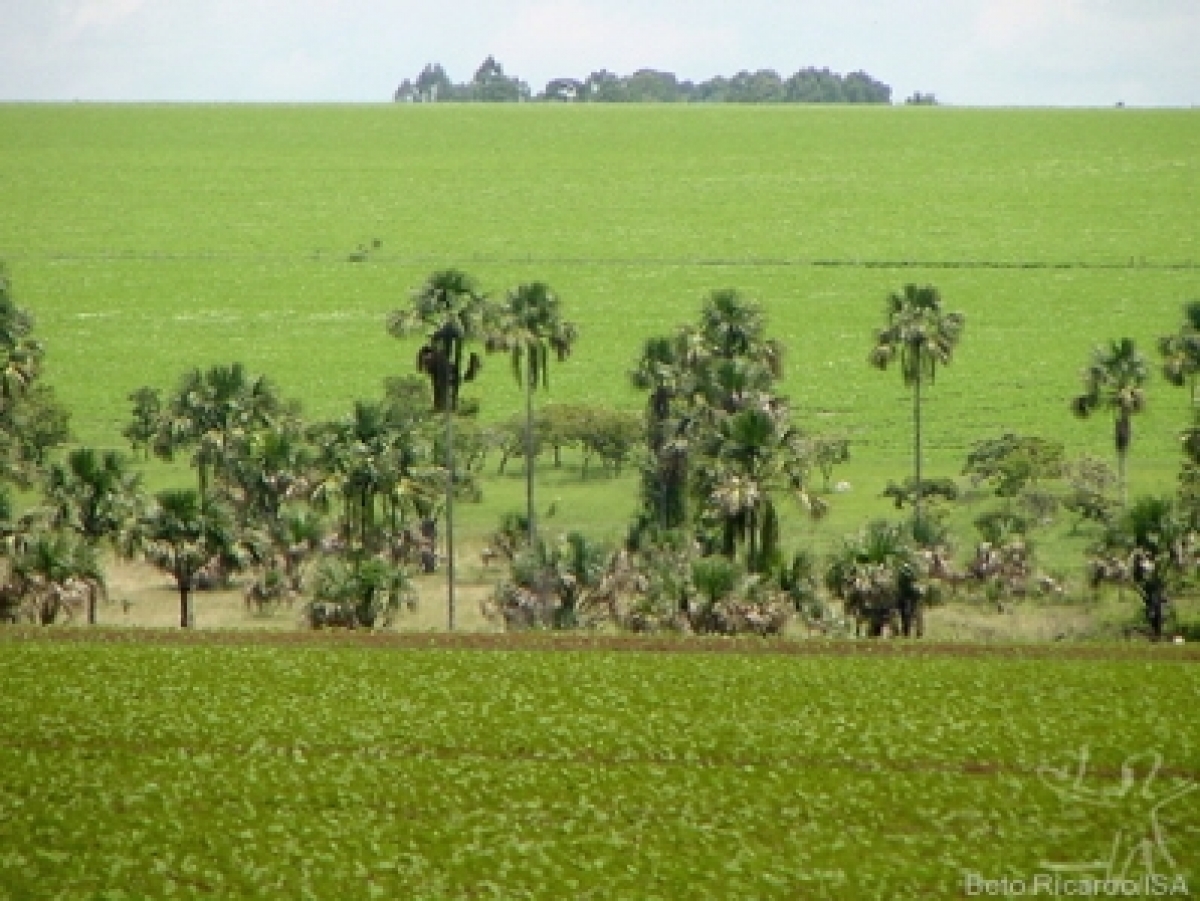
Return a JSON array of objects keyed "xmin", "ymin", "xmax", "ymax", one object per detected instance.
[{"xmin": 395, "ymin": 60, "xmax": 892, "ymax": 104}]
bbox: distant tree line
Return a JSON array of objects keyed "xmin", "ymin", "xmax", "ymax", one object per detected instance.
[{"xmin": 394, "ymin": 57, "xmax": 893, "ymax": 104}]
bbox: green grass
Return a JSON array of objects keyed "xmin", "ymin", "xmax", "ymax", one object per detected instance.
[
  {"xmin": 3, "ymin": 104, "xmax": 1200, "ymax": 560},
  {"xmin": 1, "ymin": 632, "xmax": 1196, "ymax": 898}
]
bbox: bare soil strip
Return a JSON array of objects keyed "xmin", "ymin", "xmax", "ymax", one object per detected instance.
[{"xmin": 3, "ymin": 625, "xmax": 1196, "ymax": 662}]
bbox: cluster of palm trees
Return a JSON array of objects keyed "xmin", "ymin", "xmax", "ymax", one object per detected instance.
[
  {"xmin": 488, "ymin": 289, "xmax": 831, "ymax": 634},
  {"xmin": 5, "ymin": 250, "xmax": 1200, "ymax": 640},
  {"xmin": 6, "ymin": 265, "xmax": 586, "ymax": 630},
  {"xmin": 1073, "ymin": 304, "xmax": 1200, "ymax": 638}
]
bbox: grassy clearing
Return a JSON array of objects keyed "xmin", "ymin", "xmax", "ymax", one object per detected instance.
[
  {"xmin": 2, "ymin": 104, "xmax": 1200, "ymax": 591},
  {"xmin": 0, "ymin": 632, "xmax": 1196, "ymax": 898}
]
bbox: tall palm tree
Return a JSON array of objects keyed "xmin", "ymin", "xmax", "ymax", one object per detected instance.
[
  {"xmin": 1072, "ymin": 337, "xmax": 1149, "ymax": 505},
  {"xmin": 133, "ymin": 489, "xmax": 243, "ymax": 628},
  {"xmin": 630, "ymin": 335, "xmax": 691, "ymax": 530},
  {"xmin": 387, "ymin": 269, "xmax": 488, "ymax": 413},
  {"xmin": 869, "ymin": 284, "xmax": 965, "ymax": 528},
  {"xmin": 388, "ymin": 269, "xmax": 489, "ymax": 631},
  {"xmin": 1158, "ymin": 300, "xmax": 1200, "ymax": 406},
  {"xmin": 487, "ymin": 282, "xmax": 578, "ymax": 544}
]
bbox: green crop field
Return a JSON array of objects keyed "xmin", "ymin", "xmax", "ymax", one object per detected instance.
[
  {"xmin": 2, "ymin": 103, "xmax": 1200, "ymax": 559},
  {"xmin": 1, "ymin": 631, "xmax": 1197, "ymax": 898},
  {"xmin": 5, "ymin": 107, "xmax": 1200, "ymax": 899}
]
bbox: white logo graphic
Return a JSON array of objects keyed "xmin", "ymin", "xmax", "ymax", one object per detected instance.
[{"xmin": 1037, "ymin": 746, "xmax": 1197, "ymax": 882}]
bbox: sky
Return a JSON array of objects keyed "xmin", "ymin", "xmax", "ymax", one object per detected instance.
[{"xmin": 1, "ymin": 0, "xmax": 1198, "ymax": 106}]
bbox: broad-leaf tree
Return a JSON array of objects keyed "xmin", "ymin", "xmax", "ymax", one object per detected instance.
[
  {"xmin": 1071, "ymin": 337, "xmax": 1149, "ymax": 504},
  {"xmin": 869, "ymin": 284, "xmax": 965, "ymax": 528}
]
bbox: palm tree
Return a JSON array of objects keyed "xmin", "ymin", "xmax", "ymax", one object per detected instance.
[
  {"xmin": 487, "ymin": 282, "xmax": 578, "ymax": 544},
  {"xmin": 630, "ymin": 335, "xmax": 690, "ymax": 529},
  {"xmin": 224, "ymin": 419, "xmax": 311, "ymax": 526},
  {"xmin": 308, "ymin": 555, "xmax": 417, "ymax": 629},
  {"xmin": 825, "ymin": 520, "xmax": 926, "ymax": 637},
  {"xmin": 0, "ymin": 264, "xmax": 43, "ymax": 408},
  {"xmin": 308, "ymin": 401, "xmax": 398, "ymax": 552},
  {"xmin": 10, "ymin": 529, "xmax": 105, "ymax": 626},
  {"xmin": 387, "ymin": 269, "xmax": 488, "ymax": 413},
  {"xmin": 133, "ymin": 489, "xmax": 244, "ymax": 628},
  {"xmin": 1158, "ymin": 300, "xmax": 1200, "ymax": 405},
  {"xmin": 122, "ymin": 386, "xmax": 162, "ymax": 461},
  {"xmin": 697, "ymin": 404, "xmax": 824, "ymax": 573},
  {"xmin": 388, "ymin": 269, "xmax": 490, "ymax": 631},
  {"xmin": 1071, "ymin": 337, "xmax": 1149, "ymax": 504},
  {"xmin": 155, "ymin": 363, "xmax": 284, "ymax": 499},
  {"xmin": 44, "ymin": 446, "xmax": 143, "ymax": 547},
  {"xmin": 1091, "ymin": 496, "xmax": 1190, "ymax": 639},
  {"xmin": 869, "ymin": 284, "xmax": 965, "ymax": 528},
  {"xmin": 698, "ymin": 289, "xmax": 783, "ymax": 380},
  {"xmin": 272, "ymin": 508, "xmax": 325, "ymax": 594},
  {"xmin": 629, "ymin": 291, "xmax": 782, "ymax": 538}
]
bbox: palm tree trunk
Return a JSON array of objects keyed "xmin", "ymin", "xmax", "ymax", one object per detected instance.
[
  {"xmin": 1115, "ymin": 412, "xmax": 1131, "ymax": 506},
  {"xmin": 445, "ymin": 404, "xmax": 456, "ymax": 631},
  {"xmin": 913, "ymin": 370, "xmax": 923, "ymax": 529},
  {"xmin": 525, "ymin": 368, "xmax": 536, "ymax": 546},
  {"xmin": 180, "ymin": 585, "xmax": 190, "ymax": 628},
  {"xmin": 1118, "ymin": 448, "xmax": 1128, "ymax": 507},
  {"xmin": 1147, "ymin": 588, "xmax": 1165, "ymax": 640},
  {"xmin": 747, "ymin": 507, "xmax": 758, "ymax": 573}
]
